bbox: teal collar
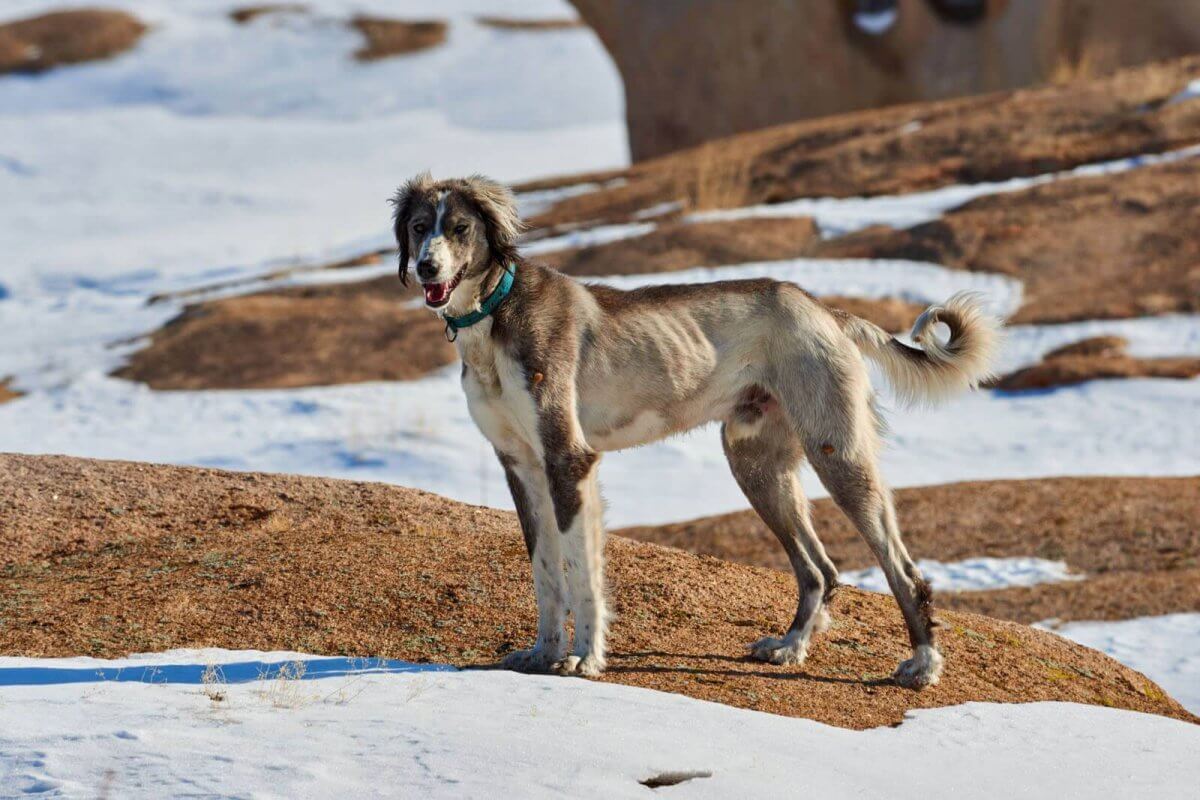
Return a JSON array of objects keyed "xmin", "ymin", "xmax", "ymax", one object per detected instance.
[{"xmin": 443, "ymin": 263, "xmax": 516, "ymax": 341}]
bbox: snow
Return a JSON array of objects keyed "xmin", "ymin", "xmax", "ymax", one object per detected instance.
[
  {"xmin": 2, "ymin": 648, "xmax": 1198, "ymax": 798},
  {"xmin": 843, "ymin": 557, "xmax": 1082, "ymax": 594},
  {"xmin": 0, "ymin": 0, "xmax": 626, "ymax": 298},
  {"xmin": 1041, "ymin": 614, "xmax": 1200, "ymax": 715},
  {"xmin": 854, "ymin": 8, "xmax": 899, "ymax": 36},
  {"xmin": 1168, "ymin": 78, "xmax": 1200, "ymax": 106},
  {"xmin": 688, "ymin": 144, "xmax": 1200, "ymax": 237}
]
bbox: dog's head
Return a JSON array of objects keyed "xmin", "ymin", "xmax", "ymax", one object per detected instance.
[{"xmin": 390, "ymin": 173, "xmax": 521, "ymax": 310}]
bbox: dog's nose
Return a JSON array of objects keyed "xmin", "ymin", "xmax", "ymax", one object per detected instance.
[{"xmin": 416, "ymin": 260, "xmax": 438, "ymax": 282}]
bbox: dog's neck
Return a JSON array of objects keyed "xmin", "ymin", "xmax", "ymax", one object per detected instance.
[{"xmin": 443, "ymin": 260, "xmax": 509, "ymax": 319}]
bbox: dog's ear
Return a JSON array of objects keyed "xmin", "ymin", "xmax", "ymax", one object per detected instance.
[
  {"xmin": 390, "ymin": 171, "xmax": 433, "ymax": 286},
  {"xmin": 461, "ymin": 175, "xmax": 523, "ymax": 267}
]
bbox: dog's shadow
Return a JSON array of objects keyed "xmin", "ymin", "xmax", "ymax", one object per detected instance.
[
  {"xmin": 605, "ymin": 650, "xmax": 894, "ymax": 686},
  {"xmin": 464, "ymin": 650, "xmax": 893, "ymax": 687}
]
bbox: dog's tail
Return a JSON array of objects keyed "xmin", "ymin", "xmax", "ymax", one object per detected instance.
[{"xmin": 840, "ymin": 291, "xmax": 1002, "ymax": 407}]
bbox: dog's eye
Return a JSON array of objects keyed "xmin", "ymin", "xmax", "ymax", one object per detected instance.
[
  {"xmin": 453, "ymin": 224, "xmax": 468, "ymax": 235},
  {"xmin": 412, "ymin": 223, "xmax": 427, "ymax": 234}
]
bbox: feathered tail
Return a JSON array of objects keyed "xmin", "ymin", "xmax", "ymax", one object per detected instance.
[{"xmin": 840, "ymin": 292, "xmax": 1003, "ymax": 407}]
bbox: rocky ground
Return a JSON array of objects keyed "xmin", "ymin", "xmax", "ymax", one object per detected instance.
[{"xmin": 1, "ymin": 453, "xmax": 1193, "ymax": 730}]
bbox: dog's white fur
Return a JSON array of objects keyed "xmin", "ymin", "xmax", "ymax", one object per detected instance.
[{"xmin": 393, "ymin": 174, "xmax": 1003, "ymax": 688}]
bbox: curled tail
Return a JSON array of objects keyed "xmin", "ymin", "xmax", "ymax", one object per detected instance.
[{"xmin": 840, "ymin": 291, "xmax": 1003, "ymax": 407}]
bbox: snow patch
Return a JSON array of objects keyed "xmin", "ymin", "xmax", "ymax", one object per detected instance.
[
  {"xmin": 843, "ymin": 557, "xmax": 1082, "ymax": 594},
  {"xmin": 1, "ymin": 649, "xmax": 1198, "ymax": 798},
  {"xmin": 1039, "ymin": 614, "xmax": 1200, "ymax": 715}
]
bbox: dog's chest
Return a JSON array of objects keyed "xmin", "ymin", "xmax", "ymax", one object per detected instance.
[{"xmin": 457, "ymin": 333, "xmax": 541, "ymax": 456}]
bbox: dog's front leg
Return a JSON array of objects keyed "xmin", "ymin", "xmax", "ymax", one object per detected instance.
[
  {"xmin": 497, "ymin": 451, "xmax": 568, "ymax": 672},
  {"xmin": 541, "ymin": 427, "xmax": 606, "ymax": 678}
]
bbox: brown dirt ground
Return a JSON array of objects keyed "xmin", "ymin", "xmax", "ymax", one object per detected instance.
[
  {"xmin": 476, "ymin": 17, "xmax": 584, "ymax": 31},
  {"xmin": 990, "ymin": 336, "xmax": 1200, "ymax": 391},
  {"xmin": 540, "ymin": 217, "xmax": 819, "ymax": 275},
  {"xmin": 521, "ymin": 55, "xmax": 1200, "ymax": 231},
  {"xmin": 1, "ymin": 454, "xmax": 1193, "ymax": 729},
  {"xmin": 618, "ymin": 476, "xmax": 1200, "ymax": 625},
  {"xmin": 229, "ymin": 5, "xmax": 309, "ymax": 25},
  {"xmin": 350, "ymin": 16, "xmax": 447, "ymax": 61},
  {"xmin": 814, "ymin": 157, "xmax": 1200, "ymax": 324},
  {"xmin": 115, "ymin": 278, "xmax": 454, "ymax": 390},
  {"xmin": 0, "ymin": 9, "xmax": 145, "ymax": 75}
]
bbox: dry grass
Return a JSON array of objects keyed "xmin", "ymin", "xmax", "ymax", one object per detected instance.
[
  {"xmin": 229, "ymin": 5, "xmax": 309, "ymax": 25},
  {"xmin": 0, "ymin": 8, "xmax": 145, "ymax": 75},
  {"xmin": 350, "ymin": 16, "xmax": 447, "ymax": 61},
  {"xmin": 476, "ymin": 16, "xmax": 584, "ymax": 31},
  {"xmin": 671, "ymin": 141, "xmax": 752, "ymax": 211}
]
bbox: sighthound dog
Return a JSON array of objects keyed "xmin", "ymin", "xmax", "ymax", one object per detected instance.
[{"xmin": 392, "ymin": 173, "xmax": 1001, "ymax": 688}]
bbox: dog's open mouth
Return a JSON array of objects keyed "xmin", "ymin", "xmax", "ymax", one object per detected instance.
[{"xmin": 422, "ymin": 267, "xmax": 466, "ymax": 308}]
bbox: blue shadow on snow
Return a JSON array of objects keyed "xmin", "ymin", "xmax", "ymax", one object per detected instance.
[{"xmin": 0, "ymin": 657, "xmax": 455, "ymax": 687}]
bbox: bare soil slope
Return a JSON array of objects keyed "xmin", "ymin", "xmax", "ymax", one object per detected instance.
[
  {"xmin": 0, "ymin": 454, "xmax": 1193, "ymax": 729},
  {"xmin": 815, "ymin": 158, "xmax": 1200, "ymax": 323},
  {"xmin": 618, "ymin": 477, "xmax": 1200, "ymax": 625}
]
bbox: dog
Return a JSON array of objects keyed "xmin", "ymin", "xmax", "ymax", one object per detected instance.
[{"xmin": 391, "ymin": 172, "xmax": 1001, "ymax": 688}]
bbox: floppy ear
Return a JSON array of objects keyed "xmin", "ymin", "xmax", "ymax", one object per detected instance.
[
  {"xmin": 461, "ymin": 175, "xmax": 523, "ymax": 267},
  {"xmin": 390, "ymin": 171, "xmax": 433, "ymax": 286}
]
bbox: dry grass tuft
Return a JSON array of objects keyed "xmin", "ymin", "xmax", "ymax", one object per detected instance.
[
  {"xmin": 350, "ymin": 16, "xmax": 447, "ymax": 61},
  {"xmin": 670, "ymin": 141, "xmax": 752, "ymax": 212},
  {"xmin": 0, "ymin": 8, "xmax": 145, "ymax": 75}
]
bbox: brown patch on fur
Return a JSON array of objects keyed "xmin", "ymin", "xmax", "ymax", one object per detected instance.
[
  {"xmin": 2, "ymin": 454, "xmax": 1195, "ymax": 729},
  {"xmin": 351, "ymin": 16, "xmax": 447, "ymax": 61},
  {"xmin": 0, "ymin": 9, "xmax": 145, "ymax": 75},
  {"xmin": 989, "ymin": 336, "xmax": 1200, "ymax": 391}
]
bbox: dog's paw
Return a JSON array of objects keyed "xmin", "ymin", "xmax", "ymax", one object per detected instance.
[
  {"xmin": 500, "ymin": 643, "xmax": 562, "ymax": 674},
  {"xmin": 553, "ymin": 653, "xmax": 605, "ymax": 678},
  {"xmin": 893, "ymin": 645, "xmax": 944, "ymax": 690},
  {"xmin": 747, "ymin": 635, "xmax": 809, "ymax": 666}
]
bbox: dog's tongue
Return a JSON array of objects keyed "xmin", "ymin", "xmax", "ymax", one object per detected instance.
[{"xmin": 424, "ymin": 282, "xmax": 450, "ymax": 305}]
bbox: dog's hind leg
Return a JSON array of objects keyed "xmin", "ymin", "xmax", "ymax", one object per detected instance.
[
  {"xmin": 497, "ymin": 452, "xmax": 569, "ymax": 672},
  {"xmin": 796, "ymin": 392, "xmax": 943, "ymax": 689},
  {"xmin": 723, "ymin": 408, "xmax": 838, "ymax": 667}
]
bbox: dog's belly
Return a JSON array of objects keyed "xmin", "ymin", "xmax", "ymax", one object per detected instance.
[{"xmin": 582, "ymin": 409, "xmax": 671, "ymax": 451}]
